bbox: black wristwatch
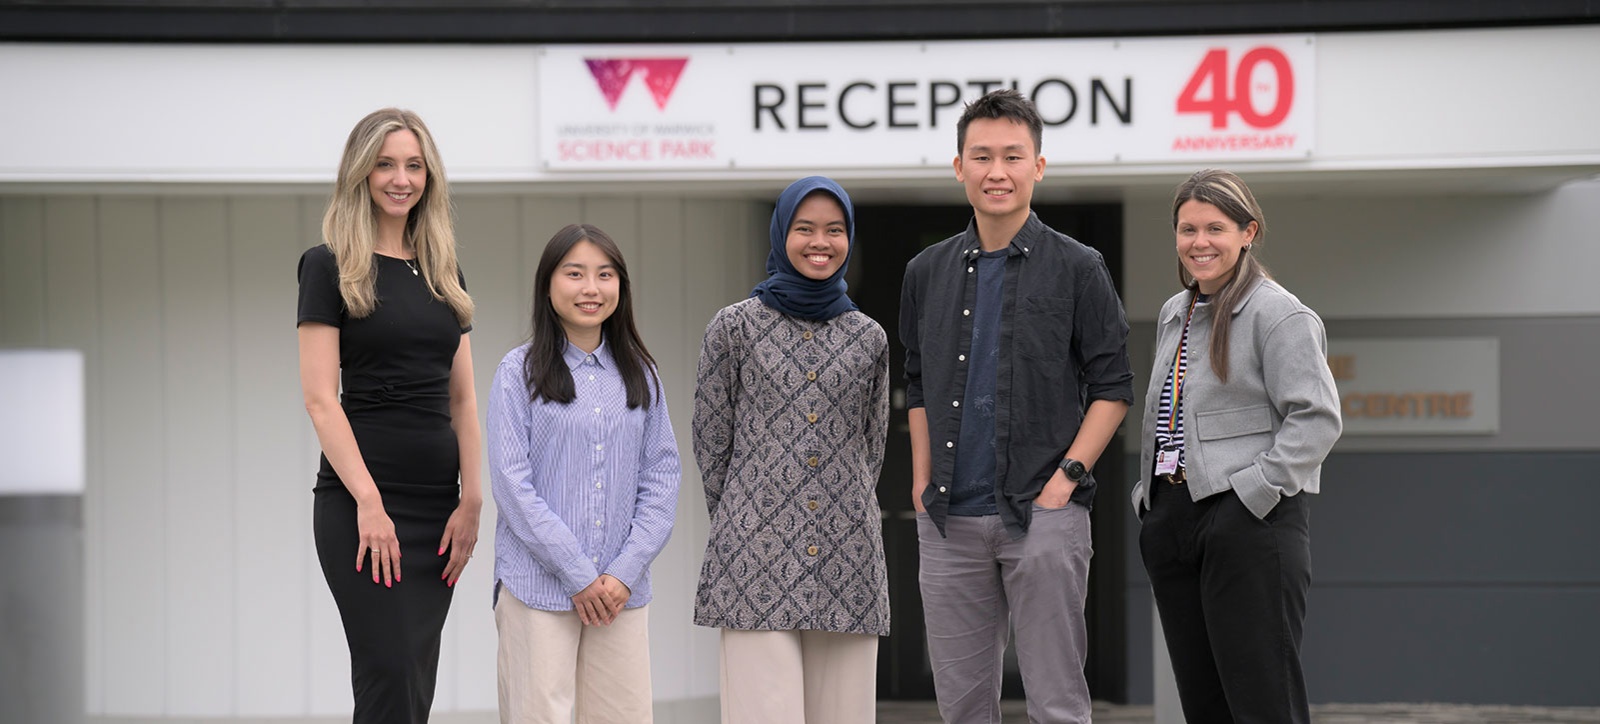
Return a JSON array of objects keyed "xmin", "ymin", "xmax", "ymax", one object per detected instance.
[{"xmin": 1059, "ymin": 458, "xmax": 1088, "ymax": 483}]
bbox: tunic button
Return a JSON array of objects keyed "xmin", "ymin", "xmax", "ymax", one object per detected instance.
[
  {"xmin": 938, "ymin": 486, "xmax": 947, "ymax": 493},
  {"xmin": 945, "ymin": 441, "xmax": 954, "ymax": 448},
  {"xmin": 807, "ymin": 500, "xmax": 819, "ymax": 511},
  {"xmin": 806, "ymin": 371, "xmax": 817, "ymax": 381},
  {"xmin": 958, "ymin": 354, "xmax": 966, "ymax": 362},
  {"xmin": 963, "ymin": 309, "xmax": 971, "ymax": 316},
  {"xmin": 802, "ymin": 330, "xmax": 814, "ymax": 341},
  {"xmin": 806, "ymin": 413, "xmax": 819, "ymax": 424},
  {"xmin": 968, "ymin": 266, "xmax": 974, "ymax": 273},
  {"xmin": 952, "ymin": 400, "xmax": 960, "ymax": 407},
  {"xmin": 806, "ymin": 545, "xmax": 819, "ymax": 556},
  {"xmin": 807, "ymin": 456, "xmax": 819, "ymax": 467}
]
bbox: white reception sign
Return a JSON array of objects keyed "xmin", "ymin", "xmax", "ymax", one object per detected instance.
[{"xmin": 538, "ymin": 34, "xmax": 1315, "ymax": 170}]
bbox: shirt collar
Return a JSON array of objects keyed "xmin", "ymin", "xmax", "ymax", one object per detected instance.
[
  {"xmin": 958, "ymin": 211, "xmax": 1041, "ymax": 262},
  {"xmin": 562, "ymin": 338, "xmax": 610, "ymax": 370}
]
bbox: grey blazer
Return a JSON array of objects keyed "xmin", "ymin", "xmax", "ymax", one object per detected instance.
[{"xmin": 1133, "ymin": 278, "xmax": 1342, "ymax": 519}]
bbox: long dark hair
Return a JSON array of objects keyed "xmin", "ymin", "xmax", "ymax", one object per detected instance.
[
  {"xmin": 524, "ymin": 224, "xmax": 659, "ymax": 409},
  {"xmin": 1171, "ymin": 168, "xmax": 1272, "ymax": 383}
]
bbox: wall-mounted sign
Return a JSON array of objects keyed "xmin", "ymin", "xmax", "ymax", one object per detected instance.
[
  {"xmin": 1327, "ymin": 338, "xmax": 1499, "ymax": 435},
  {"xmin": 537, "ymin": 35, "xmax": 1315, "ymax": 171}
]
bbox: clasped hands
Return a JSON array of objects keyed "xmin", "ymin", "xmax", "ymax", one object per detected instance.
[{"xmin": 571, "ymin": 574, "xmax": 630, "ymax": 626}]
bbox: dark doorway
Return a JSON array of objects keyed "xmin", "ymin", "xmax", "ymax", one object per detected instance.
[{"xmin": 850, "ymin": 203, "xmax": 1129, "ymax": 704}]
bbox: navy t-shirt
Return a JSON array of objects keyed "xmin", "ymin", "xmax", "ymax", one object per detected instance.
[{"xmin": 949, "ymin": 248, "xmax": 1006, "ymax": 516}]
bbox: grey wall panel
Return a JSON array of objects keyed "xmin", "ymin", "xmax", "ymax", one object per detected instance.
[
  {"xmin": 1304, "ymin": 587, "xmax": 1600, "ymax": 706},
  {"xmin": 160, "ymin": 197, "xmax": 236, "ymax": 714},
  {"xmin": 230, "ymin": 196, "xmax": 312, "ymax": 715},
  {"xmin": 1314, "ymin": 452, "xmax": 1599, "ymax": 584},
  {"xmin": 1, "ymin": 198, "xmax": 44, "ymax": 345},
  {"xmin": 96, "ymin": 198, "xmax": 167, "ymax": 715}
]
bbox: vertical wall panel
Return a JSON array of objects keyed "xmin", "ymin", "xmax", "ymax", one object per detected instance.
[
  {"xmin": 96, "ymin": 198, "xmax": 167, "ymax": 715},
  {"xmin": 301, "ymin": 196, "xmax": 351, "ymax": 717},
  {"xmin": 632, "ymin": 197, "xmax": 693, "ymax": 700},
  {"xmin": 581, "ymin": 197, "xmax": 642, "ymax": 264},
  {"xmin": 231, "ymin": 197, "xmax": 311, "ymax": 715},
  {"xmin": 1, "ymin": 198, "xmax": 45, "ymax": 345},
  {"xmin": 160, "ymin": 198, "xmax": 236, "ymax": 715},
  {"xmin": 39, "ymin": 197, "xmax": 103, "ymax": 714},
  {"xmin": 443, "ymin": 195, "xmax": 522, "ymax": 710}
]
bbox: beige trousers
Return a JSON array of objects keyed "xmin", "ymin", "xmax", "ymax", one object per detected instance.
[
  {"xmin": 719, "ymin": 628, "xmax": 879, "ymax": 724},
  {"xmin": 495, "ymin": 591, "xmax": 652, "ymax": 724}
]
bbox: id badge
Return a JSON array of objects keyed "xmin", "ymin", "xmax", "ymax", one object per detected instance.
[{"xmin": 1155, "ymin": 444, "xmax": 1181, "ymax": 476}]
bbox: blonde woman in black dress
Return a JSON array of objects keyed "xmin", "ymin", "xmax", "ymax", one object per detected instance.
[{"xmin": 297, "ymin": 108, "xmax": 481, "ymax": 723}]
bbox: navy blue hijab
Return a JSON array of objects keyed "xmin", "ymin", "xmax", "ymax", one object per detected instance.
[{"xmin": 750, "ymin": 176, "xmax": 859, "ymax": 321}]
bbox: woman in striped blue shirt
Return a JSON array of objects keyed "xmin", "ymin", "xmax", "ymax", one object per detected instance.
[{"xmin": 486, "ymin": 224, "xmax": 681, "ymax": 723}]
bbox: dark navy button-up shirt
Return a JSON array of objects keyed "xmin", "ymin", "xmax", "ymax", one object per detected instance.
[{"xmin": 900, "ymin": 213, "xmax": 1135, "ymax": 537}]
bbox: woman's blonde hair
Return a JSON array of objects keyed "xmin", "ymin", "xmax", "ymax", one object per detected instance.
[{"xmin": 320, "ymin": 108, "xmax": 473, "ymax": 325}]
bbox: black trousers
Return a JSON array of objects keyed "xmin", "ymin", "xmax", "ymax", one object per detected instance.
[
  {"xmin": 1139, "ymin": 479, "xmax": 1311, "ymax": 724},
  {"xmin": 315, "ymin": 483, "xmax": 458, "ymax": 724}
]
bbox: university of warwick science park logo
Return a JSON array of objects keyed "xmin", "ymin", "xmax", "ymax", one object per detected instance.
[{"xmin": 583, "ymin": 58, "xmax": 690, "ymax": 111}]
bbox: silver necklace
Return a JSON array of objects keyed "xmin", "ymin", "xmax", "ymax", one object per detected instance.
[{"xmin": 402, "ymin": 257, "xmax": 419, "ymax": 276}]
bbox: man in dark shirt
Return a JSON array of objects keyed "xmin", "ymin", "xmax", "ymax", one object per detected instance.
[{"xmin": 900, "ymin": 89, "xmax": 1134, "ymax": 723}]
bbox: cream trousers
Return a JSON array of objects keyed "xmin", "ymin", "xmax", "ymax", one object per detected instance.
[{"xmin": 495, "ymin": 591, "xmax": 652, "ymax": 724}]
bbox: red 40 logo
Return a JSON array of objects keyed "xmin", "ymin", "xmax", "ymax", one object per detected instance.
[{"xmin": 1177, "ymin": 47, "xmax": 1295, "ymax": 129}]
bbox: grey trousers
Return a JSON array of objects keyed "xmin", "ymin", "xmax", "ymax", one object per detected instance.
[{"xmin": 917, "ymin": 504, "xmax": 1093, "ymax": 724}]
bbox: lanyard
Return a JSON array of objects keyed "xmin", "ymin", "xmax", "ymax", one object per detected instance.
[{"xmin": 1168, "ymin": 294, "xmax": 1199, "ymax": 434}]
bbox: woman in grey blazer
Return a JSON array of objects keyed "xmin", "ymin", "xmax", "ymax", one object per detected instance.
[{"xmin": 1133, "ymin": 169, "xmax": 1342, "ymax": 724}]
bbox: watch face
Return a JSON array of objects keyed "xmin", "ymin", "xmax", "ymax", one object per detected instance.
[{"xmin": 1064, "ymin": 459, "xmax": 1087, "ymax": 480}]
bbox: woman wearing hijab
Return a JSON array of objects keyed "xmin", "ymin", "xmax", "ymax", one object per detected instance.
[{"xmin": 692, "ymin": 176, "xmax": 891, "ymax": 724}]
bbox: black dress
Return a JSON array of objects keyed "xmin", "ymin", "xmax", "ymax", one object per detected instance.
[{"xmin": 297, "ymin": 245, "xmax": 468, "ymax": 724}]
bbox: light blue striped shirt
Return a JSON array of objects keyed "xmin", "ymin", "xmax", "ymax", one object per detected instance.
[{"xmin": 488, "ymin": 339, "xmax": 680, "ymax": 611}]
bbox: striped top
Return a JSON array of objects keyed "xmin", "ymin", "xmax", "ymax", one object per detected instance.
[
  {"xmin": 487, "ymin": 340, "xmax": 680, "ymax": 611},
  {"xmin": 1153, "ymin": 294, "xmax": 1207, "ymax": 467}
]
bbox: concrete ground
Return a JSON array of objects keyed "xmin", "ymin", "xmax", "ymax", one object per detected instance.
[{"xmin": 876, "ymin": 700, "xmax": 1600, "ymax": 723}]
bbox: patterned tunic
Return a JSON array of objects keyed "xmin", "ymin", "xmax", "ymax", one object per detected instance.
[{"xmin": 692, "ymin": 297, "xmax": 891, "ymax": 636}]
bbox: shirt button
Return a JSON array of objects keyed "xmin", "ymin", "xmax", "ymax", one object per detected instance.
[
  {"xmin": 807, "ymin": 500, "xmax": 819, "ymax": 511},
  {"xmin": 595, "ymin": 443, "xmax": 604, "ymax": 451},
  {"xmin": 806, "ymin": 371, "xmax": 817, "ymax": 381},
  {"xmin": 588, "ymin": 375, "xmax": 595, "ymax": 381},
  {"xmin": 968, "ymin": 266, "xmax": 974, "ymax": 273},
  {"xmin": 963, "ymin": 309, "xmax": 971, "ymax": 316},
  {"xmin": 595, "ymin": 520, "xmax": 603, "ymax": 527},
  {"xmin": 806, "ymin": 545, "xmax": 819, "ymax": 556},
  {"xmin": 807, "ymin": 456, "xmax": 819, "ymax": 467},
  {"xmin": 802, "ymin": 330, "xmax": 814, "ymax": 341},
  {"xmin": 938, "ymin": 486, "xmax": 947, "ymax": 493},
  {"xmin": 958, "ymin": 354, "xmax": 966, "ymax": 362},
  {"xmin": 596, "ymin": 482, "xmax": 603, "ymax": 489},
  {"xmin": 587, "ymin": 355, "xmax": 595, "ymax": 363},
  {"xmin": 593, "ymin": 556, "xmax": 600, "ymax": 563},
  {"xmin": 946, "ymin": 441, "xmax": 954, "ymax": 448},
  {"xmin": 594, "ymin": 407, "xmax": 602, "ymax": 414},
  {"xmin": 806, "ymin": 413, "xmax": 819, "ymax": 424},
  {"xmin": 952, "ymin": 400, "xmax": 960, "ymax": 407}
]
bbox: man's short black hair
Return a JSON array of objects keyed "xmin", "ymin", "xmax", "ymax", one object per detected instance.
[{"xmin": 956, "ymin": 89, "xmax": 1044, "ymax": 156}]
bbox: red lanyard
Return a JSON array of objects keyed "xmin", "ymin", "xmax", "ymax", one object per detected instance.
[{"xmin": 1167, "ymin": 294, "xmax": 1199, "ymax": 434}]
